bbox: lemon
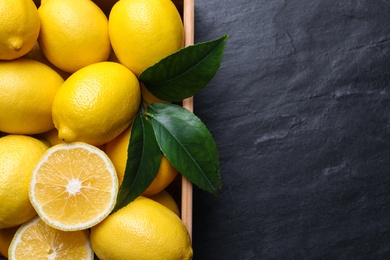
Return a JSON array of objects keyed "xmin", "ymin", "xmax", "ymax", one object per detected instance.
[
  {"xmin": 0, "ymin": 225, "xmax": 19, "ymax": 258},
  {"xmin": 103, "ymin": 126, "xmax": 131, "ymax": 185},
  {"xmin": 0, "ymin": 58, "xmax": 63, "ymax": 135},
  {"xmin": 23, "ymin": 42, "xmax": 71, "ymax": 80},
  {"xmin": 8, "ymin": 216, "xmax": 93, "ymax": 260},
  {"xmin": 37, "ymin": 128, "xmax": 108, "ymax": 151},
  {"xmin": 0, "ymin": 135, "xmax": 49, "ymax": 229},
  {"xmin": 37, "ymin": 128, "xmax": 65, "ymax": 147},
  {"xmin": 109, "ymin": 0, "xmax": 184, "ymax": 75},
  {"xmin": 105, "ymin": 126, "xmax": 178, "ymax": 195},
  {"xmin": 149, "ymin": 190, "xmax": 180, "ymax": 217},
  {"xmin": 0, "ymin": 0, "xmax": 40, "ymax": 60},
  {"xmin": 90, "ymin": 196, "xmax": 193, "ymax": 260},
  {"xmin": 38, "ymin": 0, "xmax": 110, "ymax": 73},
  {"xmin": 29, "ymin": 142, "xmax": 118, "ymax": 231},
  {"xmin": 52, "ymin": 61, "xmax": 141, "ymax": 146}
]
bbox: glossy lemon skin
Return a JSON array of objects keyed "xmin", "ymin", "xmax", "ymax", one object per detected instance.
[
  {"xmin": 0, "ymin": 135, "xmax": 49, "ymax": 229},
  {"xmin": 109, "ymin": 0, "xmax": 184, "ymax": 76},
  {"xmin": 0, "ymin": 0, "xmax": 40, "ymax": 60},
  {"xmin": 52, "ymin": 62, "xmax": 141, "ymax": 146},
  {"xmin": 0, "ymin": 58, "xmax": 64, "ymax": 135},
  {"xmin": 38, "ymin": 0, "xmax": 110, "ymax": 73},
  {"xmin": 90, "ymin": 196, "xmax": 193, "ymax": 260}
]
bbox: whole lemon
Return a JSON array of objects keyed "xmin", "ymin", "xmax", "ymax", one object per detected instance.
[
  {"xmin": 0, "ymin": 0, "xmax": 40, "ymax": 60},
  {"xmin": 109, "ymin": 0, "xmax": 184, "ymax": 76},
  {"xmin": 52, "ymin": 61, "xmax": 141, "ymax": 146},
  {"xmin": 0, "ymin": 135, "xmax": 49, "ymax": 229},
  {"xmin": 22, "ymin": 42, "xmax": 71, "ymax": 80},
  {"xmin": 149, "ymin": 190, "xmax": 180, "ymax": 217},
  {"xmin": 37, "ymin": 128, "xmax": 64, "ymax": 147},
  {"xmin": 38, "ymin": 0, "xmax": 110, "ymax": 73},
  {"xmin": 105, "ymin": 126, "xmax": 178, "ymax": 195},
  {"xmin": 90, "ymin": 196, "xmax": 193, "ymax": 260},
  {"xmin": 0, "ymin": 58, "xmax": 64, "ymax": 134}
]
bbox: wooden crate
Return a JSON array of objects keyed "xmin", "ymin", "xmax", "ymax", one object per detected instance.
[
  {"xmin": 173, "ymin": 0, "xmax": 194, "ymax": 239},
  {"xmin": 0, "ymin": 1, "xmax": 194, "ymax": 259}
]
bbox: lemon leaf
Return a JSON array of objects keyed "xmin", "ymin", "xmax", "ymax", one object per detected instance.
[
  {"xmin": 147, "ymin": 103, "xmax": 221, "ymax": 195},
  {"xmin": 113, "ymin": 113, "xmax": 162, "ymax": 212},
  {"xmin": 139, "ymin": 34, "xmax": 228, "ymax": 102}
]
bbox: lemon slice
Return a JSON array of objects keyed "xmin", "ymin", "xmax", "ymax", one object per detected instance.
[
  {"xmin": 29, "ymin": 142, "xmax": 118, "ymax": 231},
  {"xmin": 8, "ymin": 216, "xmax": 93, "ymax": 260}
]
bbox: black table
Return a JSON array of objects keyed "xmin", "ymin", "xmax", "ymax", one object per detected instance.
[{"xmin": 192, "ymin": 0, "xmax": 390, "ymax": 259}]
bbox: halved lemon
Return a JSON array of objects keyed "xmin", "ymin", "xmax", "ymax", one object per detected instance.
[
  {"xmin": 8, "ymin": 216, "xmax": 93, "ymax": 260},
  {"xmin": 29, "ymin": 142, "xmax": 118, "ymax": 231}
]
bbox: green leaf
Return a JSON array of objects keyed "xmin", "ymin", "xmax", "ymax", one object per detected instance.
[
  {"xmin": 147, "ymin": 103, "xmax": 221, "ymax": 195},
  {"xmin": 139, "ymin": 34, "xmax": 228, "ymax": 102},
  {"xmin": 113, "ymin": 113, "xmax": 162, "ymax": 212}
]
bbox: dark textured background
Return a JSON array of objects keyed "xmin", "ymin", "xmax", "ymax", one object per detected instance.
[{"xmin": 192, "ymin": 0, "xmax": 390, "ymax": 259}]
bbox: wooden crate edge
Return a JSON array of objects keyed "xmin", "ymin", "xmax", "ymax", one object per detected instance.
[{"xmin": 181, "ymin": 0, "xmax": 194, "ymax": 240}]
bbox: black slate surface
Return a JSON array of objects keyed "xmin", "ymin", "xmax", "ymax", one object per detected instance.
[{"xmin": 192, "ymin": 0, "xmax": 390, "ymax": 259}]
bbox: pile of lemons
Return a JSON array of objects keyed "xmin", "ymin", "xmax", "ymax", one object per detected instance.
[{"xmin": 0, "ymin": 0, "xmax": 193, "ymax": 259}]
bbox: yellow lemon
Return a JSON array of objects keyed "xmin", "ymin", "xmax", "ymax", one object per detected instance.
[
  {"xmin": 0, "ymin": 58, "xmax": 64, "ymax": 135},
  {"xmin": 0, "ymin": 135, "xmax": 49, "ymax": 229},
  {"xmin": 38, "ymin": 0, "xmax": 110, "ymax": 73},
  {"xmin": 37, "ymin": 128, "xmax": 107, "ymax": 151},
  {"xmin": 103, "ymin": 126, "xmax": 130, "ymax": 186},
  {"xmin": 23, "ymin": 42, "xmax": 71, "ymax": 80},
  {"xmin": 109, "ymin": 0, "xmax": 184, "ymax": 75},
  {"xmin": 105, "ymin": 126, "xmax": 178, "ymax": 195},
  {"xmin": 0, "ymin": 225, "xmax": 19, "ymax": 258},
  {"xmin": 8, "ymin": 216, "xmax": 93, "ymax": 260},
  {"xmin": 149, "ymin": 190, "xmax": 180, "ymax": 217},
  {"xmin": 29, "ymin": 142, "xmax": 118, "ymax": 231},
  {"xmin": 37, "ymin": 128, "xmax": 65, "ymax": 147},
  {"xmin": 0, "ymin": 0, "xmax": 40, "ymax": 60},
  {"xmin": 52, "ymin": 61, "xmax": 141, "ymax": 146},
  {"xmin": 90, "ymin": 196, "xmax": 193, "ymax": 260}
]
